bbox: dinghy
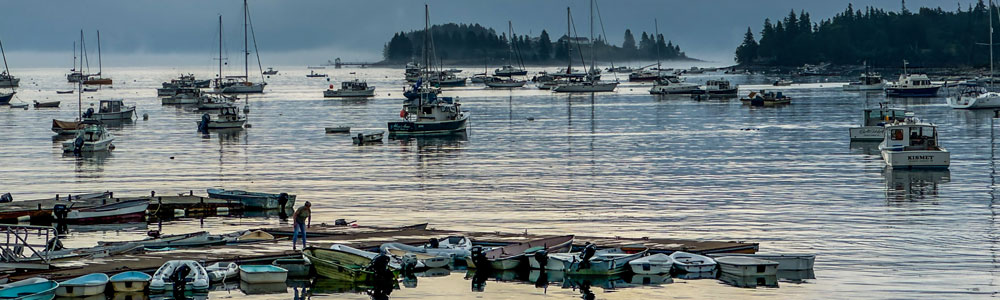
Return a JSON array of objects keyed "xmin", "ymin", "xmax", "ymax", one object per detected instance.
[
  {"xmin": 33, "ymin": 101, "xmax": 60, "ymax": 108},
  {"xmin": 56, "ymin": 90, "xmax": 73, "ymax": 94},
  {"xmin": 669, "ymin": 251, "xmax": 717, "ymax": 273},
  {"xmin": 532, "ymin": 245, "xmax": 647, "ymax": 275},
  {"xmin": 707, "ymin": 253, "xmax": 815, "ymax": 271},
  {"xmin": 150, "ymin": 260, "xmax": 210, "ymax": 291},
  {"xmin": 352, "ymin": 131, "xmax": 384, "ymax": 144},
  {"xmin": 324, "ymin": 126, "xmax": 350, "ymax": 134},
  {"xmin": 110, "ymin": 271, "xmax": 152, "ymax": 292},
  {"xmin": 303, "ymin": 247, "xmax": 397, "ymax": 283},
  {"xmin": 385, "ymin": 248, "xmax": 450, "ymax": 268},
  {"xmin": 466, "ymin": 235, "xmax": 573, "ymax": 270},
  {"xmin": 715, "ymin": 256, "xmax": 779, "ymax": 277},
  {"xmin": 238, "ymin": 265, "xmax": 288, "ymax": 284},
  {"xmin": 8, "ymin": 103, "xmax": 27, "ymax": 109},
  {"xmin": 272, "ymin": 258, "xmax": 311, "ymax": 278},
  {"xmin": 205, "ymin": 262, "xmax": 239, "ymax": 282},
  {"xmin": 380, "ymin": 236, "xmax": 473, "ymax": 259},
  {"xmin": 99, "ymin": 231, "xmax": 217, "ymax": 249},
  {"xmin": 206, "ymin": 189, "xmax": 296, "ymax": 210},
  {"xmin": 629, "ymin": 253, "xmax": 674, "ymax": 275},
  {"xmin": 0, "ymin": 278, "xmax": 48, "ymax": 289},
  {"xmin": 56, "ymin": 273, "xmax": 108, "ymax": 297},
  {"xmin": 58, "ymin": 198, "xmax": 148, "ymax": 224},
  {"xmin": 0, "ymin": 278, "xmax": 58, "ymax": 300},
  {"xmin": 330, "ymin": 244, "xmax": 410, "ymax": 270},
  {"xmin": 237, "ymin": 230, "xmax": 274, "ymax": 241}
]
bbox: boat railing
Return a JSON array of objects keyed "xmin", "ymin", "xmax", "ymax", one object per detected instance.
[{"xmin": 0, "ymin": 224, "xmax": 58, "ymax": 268}]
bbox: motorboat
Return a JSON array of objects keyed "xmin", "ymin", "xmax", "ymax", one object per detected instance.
[
  {"xmin": 607, "ymin": 66, "xmax": 634, "ymax": 73},
  {"xmin": 162, "ymin": 87, "xmax": 202, "ymax": 105},
  {"xmin": 239, "ymin": 265, "xmax": 287, "ymax": 284},
  {"xmin": 740, "ymin": 90, "xmax": 791, "ymax": 106},
  {"xmin": 206, "ymin": 189, "xmax": 296, "ymax": 210},
  {"xmin": 324, "ymin": 80, "xmax": 375, "ymax": 97},
  {"xmin": 843, "ymin": 72, "xmax": 886, "ymax": 91},
  {"xmin": 352, "ymin": 131, "xmax": 384, "ymax": 144},
  {"xmin": 494, "ymin": 65, "xmax": 527, "ymax": 76},
  {"xmin": 466, "ymin": 235, "xmax": 573, "ymax": 270},
  {"xmin": 946, "ymin": 86, "xmax": 1000, "ymax": 109},
  {"xmin": 205, "ymin": 262, "xmax": 239, "ymax": 282},
  {"xmin": 33, "ymin": 100, "xmax": 60, "ymax": 108},
  {"xmin": 197, "ymin": 106, "xmax": 246, "ymax": 130},
  {"xmin": 196, "ymin": 94, "xmax": 236, "ymax": 110},
  {"xmin": 110, "ymin": 271, "xmax": 152, "ymax": 293},
  {"xmin": 262, "ymin": 67, "xmax": 278, "ymax": 75},
  {"xmin": 878, "ymin": 118, "xmax": 950, "ymax": 169},
  {"xmin": 535, "ymin": 246, "xmax": 647, "ymax": 275},
  {"xmin": 0, "ymin": 91, "xmax": 14, "ymax": 105},
  {"xmin": 715, "ymin": 256, "xmax": 779, "ymax": 277},
  {"xmin": 150, "ymin": 260, "xmax": 210, "ymax": 291},
  {"xmin": 56, "ymin": 273, "xmax": 108, "ymax": 297},
  {"xmin": 303, "ymin": 246, "xmax": 397, "ymax": 282},
  {"xmin": 380, "ymin": 236, "xmax": 473, "ymax": 259},
  {"xmin": 707, "ymin": 253, "xmax": 815, "ymax": 271},
  {"xmin": 629, "ymin": 253, "xmax": 674, "ymax": 274},
  {"xmin": 694, "ymin": 79, "xmax": 738, "ymax": 96},
  {"xmin": 649, "ymin": 75, "xmax": 700, "ymax": 94},
  {"xmin": 485, "ymin": 76, "xmax": 527, "ymax": 88},
  {"xmin": 56, "ymin": 198, "xmax": 148, "ymax": 224},
  {"xmin": 0, "ymin": 72, "xmax": 19, "ymax": 88},
  {"xmin": 669, "ymin": 251, "xmax": 716, "ymax": 273},
  {"xmin": 61, "ymin": 121, "xmax": 114, "ymax": 153},
  {"xmin": 773, "ymin": 79, "xmax": 793, "ymax": 86},
  {"xmin": 849, "ymin": 106, "xmax": 908, "ymax": 141},
  {"xmin": 886, "ymin": 73, "xmax": 940, "ymax": 97},
  {"xmin": 84, "ymin": 99, "xmax": 135, "ymax": 121},
  {"xmin": 51, "ymin": 119, "xmax": 86, "ymax": 135},
  {"xmin": 306, "ymin": 70, "xmax": 328, "ymax": 78},
  {"xmin": 98, "ymin": 231, "xmax": 224, "ymax": 249}
]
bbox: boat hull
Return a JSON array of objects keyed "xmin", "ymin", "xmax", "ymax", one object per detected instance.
[
  {"xmin": 239, "ymin": 266, "xmax": 288, "ymax": 284},
  {"xmin": 62, "ymin": 138, "xmax": 114, "ymax": 153},
  {"xmin": 162, "ymin": 95, "xmax": 199, "ymax": 105},
  {"xmin": 843, "ymin": 83, "xmax": 886, "ymax": 91},
  {"xmin": 485, "ymin": 81, "xmax": 526, "ymax": 88},
  {"xmin": 628, "ymin": 253, "xmax": 674, "ymax": 275},
  {"xmin": 303, "ymin": 248, "xmax": 386, "ymax": 282},
  {"xmin": 0, "ymin": 78, "xmax": 20, "ymax": 88},
  {"xmin": 708, "ymin": 253, "xmax": 815, "ymax": 270},
  {"xmin": 87, "ymin": 108, "xmax": 135, "ymax": 121},
  {"xmin": 60, "ymin": 199, "xmax": 148, "ymax": 224},
  {"xmin": 886, "ymin": 86, "xmax": 940, "ymax": 97},
  {"xmin": 552, "ymin": 82, "xmax": 618, "ymax": 93},
  {"xmin": 200, "ymin": 120, "xmax": 246, "ymax": 129},
  {"xmin": 946, "ymin": 93, "xmax": 1000, "ymax": 109},
  {"xmin": 880, "ymin": 148, "xmax": 950, "ymax": 169},
  {"xmin": 716, "ymin": 257, "xmax": 779, "ymax": 277},
  {"xmin": 221, "ymin": 83, "xmax": 265, "ymax": 94},
  {"xmin": 849, "ymin": 126, "xmax": 885, "ymax": 141},
  {"xmin": 388, "ymin": 116, "xmax": 468, "ymax": 135},
  {"xmin": 324, "ymin": 88, "xmax": 375, "ymax": 97},
  {"xmin": 650, "ymin": 84, "xmax": 700, "ymax": 94},
  {"xmin": 207, "ymin": 189, "xmax": 296, "ymax": 210},
  {"xmin": 83, "ymin": 78, "xmax": 113, "ymax": 85},
  {"xmin": 0, "ymin": 92, "xmax": 13, "ymax": 105}
]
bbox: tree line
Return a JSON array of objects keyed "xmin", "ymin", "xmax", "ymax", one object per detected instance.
[
  {"xmin": 383, "ymin": 23, "xmax": 689, "ymax": 65},
  {"xmin": 735, "ymin": 1, "xmax": 1000, "ymax": 67}
]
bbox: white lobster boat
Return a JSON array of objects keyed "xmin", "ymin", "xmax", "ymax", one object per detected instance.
[
  {"xmin": 879, "ymin": 119, "xmax": 950, "ymax": 169},
  {"xmin": 849, "ymin": 106, "xmax": 908, "ymax": 141},
  {"xmin": 198, "ymin": 106, "xmax": 246, "ymax": 130},
  {"xmin": 85, "ymin": 99, "xmax": 135, "ymax": 121},
  {"xmin": 843, "ymin": 72, "xmax": 887, "ymax": 91},
  {"xmin": 62, "ymin": 121, "xmax": 114, "ymax": 153},
  {"xmin": 324, "ymin": 80, "xmax": 375, "ymax": 97}
]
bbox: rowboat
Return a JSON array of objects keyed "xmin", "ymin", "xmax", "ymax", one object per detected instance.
[
  {"xmin": 352, "ymin": 131, "xmax": 384, "ymax": 144},
  {"xmin": 272, "ymin": 258, "xmax": 311, "ymax": 278},
  {"xmin": 57, "ymin": 198, "xmax": 148, "ymax": 224},
  {"xmin": 670, "ymin": 251, "xmax": 717, "ymax": 273},
  {"xmin": 56, "ymin": 273, "xmax": 108, "ymax": 297},
  {"xmin": 324, "ymin": 126, "xmax": 350, "ymax": 134},
  {"xmin": 629, "ymin": 253, "xmax": 674, "ymax": 275},
  {"xmin": 534, "ymin": 246, "xmax": 647, "ymax": 275},
  {"xmin": 380, "ymin": 236, "xmax": 473, "ymax": 259},
  {"xmin": 150, "ymin": 260, "xmax": 210, "ymax": 291},
  {"xmin": 330, "ymin": 244, "xmax": 408, "ymax": 270},
  {"xmin": 237, "ymin": 230, "xmax": 274, "ymax": 241},
  {"xmin": 0, "ymin": 278, "xmax": 58, "ymax": 300},
  {"xmin": 33, "ymin": 101, "xmax": 60, "ymax": 108},
  {"xmin": 110, "ymin": 271, "xmax": 152, "ymax": 292},
  {"xmin": 707, "ymin": 253, "xmax": 815, "ymax": 270},
  {"xmin": 239, "ymin": 265, "xmax": 288, "ymax": 284},
  {"xmin": 715, "ymin": 256, "xmax": 779, "ymax": 277},
  {"xmin": 206, "ymin": 189, "xmax": 295, "ymax": 210},
  {"xmin": 205, "ymin": 262, "xmax": 239, "ymax": 282},
  {"xmin": 56, "ymin": 90, "xmax": 73, "ymax": 94},
  {"xmin": 386, "ymin": 248, "xmax": 450, "ymax": 268},
  {"xmin": 99, "ymin": 231, "xmax": 223, "ymax": 249},
  {"xmin": 303, "ymin": 247, "xmax": 395, "ymax": 282},
  {"xmin": 466, "ymin": 235, "xmax": 573, "ymax": 270}
]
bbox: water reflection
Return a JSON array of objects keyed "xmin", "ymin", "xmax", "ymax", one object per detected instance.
[
  {"xmin": 883, "ymin": 167, "xmax": 950, "ymax": 202},
  {"xmin": 848, "ymin": 141, "xmax": 880, "ymax": 156},
  {"xmin": 719, "ymin": 273, "xmax": 779, "ymax": 289},
  {"xmin": 68, "ymin": 150, "xmax": 112, "ymax": 176}
]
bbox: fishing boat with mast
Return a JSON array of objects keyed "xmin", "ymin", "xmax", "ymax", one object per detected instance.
[
  {"xmin": 0, "ymin": 38, "xmax": 19, "ymax": 88},
  {"xmin": 948, "ymin": 1, "xmax": 1000, "ymax": 109},
  {"xmin": 216, "ymin": 0, "xmax": 266, "ymax": 94},
  {"xmin": 553, "ymin": 1, "xmax": 619, "ymax": 93},
  {"xmin": 82, "ymin": 30, "xmax": 112, "ymax": 85},
  {"xmin": 324, "ymin": 79, "xmax": 375, "ymax": 97},
  {"xmin": 388, "ymin": 5, "xmax": 469, "ymax": 136}
]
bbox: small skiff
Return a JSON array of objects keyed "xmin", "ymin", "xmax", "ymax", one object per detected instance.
[
  {"xmin": 325, "ymin": 126, "xmax": 350, "ymax": 134},
  {"xmin": 707, "ymin": 253, "xmax": 815, "ymax": 270},
  {"xmin": 56, "ymin": 273, "xmax": 108, "ymax": 297},
  {"xmin": 629, "ymin": 253, "xmax": 674, "ymax": 275},
  {"xmin": 669, "ymin": 251, "xmax": 717, "ymax": 273},
  {"xmin": 272, "ymin": 258, "xmax": 311, "ymax": 278},
  {"xmin": 0, "ymin": 278, "xmax": 58, "ymax": 300},
  {"xmin": 715, "ymin": 256, "xmax": 779, "ymax": 277},
  {"xmin": 33, "ymin": 100, "xmax": 60, "ymax": 108},
  {"xmin": 110, "ymin": 271, "xmax": 152, "ymax": 292},
  {"xmin": 239, "ymin": 265, "xmax": 288, "ymax": 284},
  {"xmin": 352, "ymin": 131, "xmax": 384, "ymax": 144}
]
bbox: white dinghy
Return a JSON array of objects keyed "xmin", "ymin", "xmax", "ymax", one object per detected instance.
[
  {"xmin": 150, "ymin": 260, "xmax": 210, "ymax": 291},
  {"xmin": 629, "ymin": 253, "xmax": 674, "ymax": 275},
  {"xmin": 715, "ymin": 256, "xmax": 779, "ymax": 277},
  {"xmin": 669, "ymin": 251, "xmax": 716, "ymax": 273}
]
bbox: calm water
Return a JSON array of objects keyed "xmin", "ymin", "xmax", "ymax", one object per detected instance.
[{"xmin": 1, "ymin": 65, "xmax": 999, "ymax": 299}]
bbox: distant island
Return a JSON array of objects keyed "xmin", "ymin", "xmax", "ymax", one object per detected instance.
[
  {"xmin": 735, "ymin": 1, "xmax": 998, "ymax": 68},
  {"xmin": 380, "ymin": 23, "xmax": 693, "ymax": 66}
]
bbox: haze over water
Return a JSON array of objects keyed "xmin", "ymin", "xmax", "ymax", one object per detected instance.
[{"xmin": 0, "ymin": 65, "xmax": 998, "ymax": 298}]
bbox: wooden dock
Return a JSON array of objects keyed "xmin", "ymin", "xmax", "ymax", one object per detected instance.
[
  {"xmin": 10, "ymin": 225, "xmax": 757, "ymax": 281},
  {"xmin": 0, "ymin": 194, "xmax": 243, "ymax": 223}
]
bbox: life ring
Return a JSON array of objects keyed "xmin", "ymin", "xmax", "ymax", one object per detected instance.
[{"xmin": 399, "ymin": 109, "xmax": 407, "ymax": 118}]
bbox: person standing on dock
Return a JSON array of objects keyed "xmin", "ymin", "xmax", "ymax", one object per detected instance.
[{"xmin": 291, "ymin": 201, "xmax": 311, "ymax": 250}]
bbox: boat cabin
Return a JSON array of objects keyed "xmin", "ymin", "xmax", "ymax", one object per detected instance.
[
  {"xmin": 79, "ymin": 121, "xmax": 107, "ymax": 142},
  {"xmin": 403, "ymin": 95, "xmax": 462, "ymax": 123},
  {"xmin": 896, "ymin": 74, "xmax": 933, "ymax": 88},
  {"xmin": 705, "ymin": 80, "xmax": 733, "ymax": 90},
  {"xmin": 98, "ymin": 100, "xmax": 126, "ymax": 113},
  {"xmin": 861, "ymin": 108, "xmax": 908, "ymax": 127},
  {"xmin": 859, "ymin": 73, "xmax": 884, "ymax": 85},
  {"xmin": 656, "ymin": 75, "xmax": 683, "ymax": 85},
  {"xmin": 341, "ymin": 80, "xmax": 369, "ymax": 91},
  {"xmin": 883, "ymin": 123, "xmax": 942, "ymax": 152}
]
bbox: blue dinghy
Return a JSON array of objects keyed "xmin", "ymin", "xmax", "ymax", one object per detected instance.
[
  {"xmin": 0, "ymin": 279, "xmax": 58, "ymax": 300},
  {"xmin": 110, "ymin": 271, "xmax": 152, "ymax": 292},
  {"xmin": 56, "ymin": 273, "xmax": 108, "ymax": 297}
]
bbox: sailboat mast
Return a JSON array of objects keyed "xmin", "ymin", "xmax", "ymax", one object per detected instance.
[
  {"xmin": 589, "ymin": 0, "xmax": 594, "ymax": 75},
  {"xmin": 72, "ymin": 42, "xmax": 76, "ymax": 71},
  {"xmin": 96, "ymin": 30, "xmax": 102, "ymax": 76},
  {"xmin": 244, "ymin": 0, "xmax": 249, "ymax": 81},
  {"xmin": 219, "ymin": 15, "xmax": 223, "ymax": 82},
  {"xmin": 654, "ymin": 18, "xmax": 661, "ymax": 71},
  {"xmin": 0, "ymin": 39, "xmax": 10, "ymax": 76},
  {"xmin": 508, "ymin": 21, "xmax": 514, "ymax": 65},
  {"xmin": 991, "ymin": 0, "xmax": 995, "ymax": 85},
  {"xmin": 566, "ymin": 7, "xmax": 571, "ymax": 74},
  {"xmin": 424, "ymin": 4, "xmax": 430, "ymax": 74}
]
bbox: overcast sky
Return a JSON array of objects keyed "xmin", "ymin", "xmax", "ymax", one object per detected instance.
[{"xmin": 0, "ymin": 0, "xmax": 984, "ymax": 67}]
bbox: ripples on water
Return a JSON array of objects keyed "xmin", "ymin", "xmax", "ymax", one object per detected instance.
[{"xmin": 1, "ymin": 67, "xmax": 999, "ymax": 298}]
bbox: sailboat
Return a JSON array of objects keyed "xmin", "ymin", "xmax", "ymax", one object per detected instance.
[
  {"xmin": 485, "ymin": 21, "xmax": 528, "ymax": 88},
  {"xmin": 51, "ymin": 82, "xmax": 87, "ymax": 135},
  {"xmin": 67, "ymin": 31, "xmax": 89, "ymax": 83},
  {"xmin": 82, "ymin": 30, "xmax": 112, "ymax": 85},
  {"xmin": 553, "ymin": 1, "xmax": 618, "ymax": 93},
  {"xmin": 948, "ymin": 0, "xmax": 1000, "ymax": 109},
  {"xmin": 217, "ymin": 0, "xmax": 266, "ymax": 94},
  {"xmin": 0, "ymin": 38, "xmax": 18, "ymax": 89},
  {"xmin": 650, "ymin": 19, "xmax": 698, "ymax": 95},
  {"xmin": 387, "ymin": 5, "xmax": 468, "ymax": 135}
]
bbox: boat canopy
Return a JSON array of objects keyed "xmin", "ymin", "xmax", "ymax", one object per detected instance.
[{"xmin": 884, "ymin": 123, "xmax": 941, "ymax": 151}]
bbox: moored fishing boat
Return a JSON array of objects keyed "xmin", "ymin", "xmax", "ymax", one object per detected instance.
[
  {"xmin": 239, "ymin": 265, "xmax": 288, "ymax": 284},
  {"xmin": 849, "ymin": 106, "xmax": 907, "ymax": 141},
  {"xmin": 110, "ymin": 271, "xmax": 152, "ymax": 293},
  {"xmin": 843, "ymin": 72, "xmax": 886, "ymax": 91},
  {"xmin": 206, "ymin": 189, "xmax": 295, "ymax": 210},
  {"xmin": 324, "ymin": 80, "xmax": 375, "ymax": 97},
  {"xmin": 0, "ymin": 279, "xmax": 58, "ymax": 300},
  {"xmin": 693, "ymin": 79, "xmax": 738, "ymax": 96},
  {"xmin": 629, "ymin": 253, "xmax": 674, "ymax": 275},
  {"xmin": 715, "ymin": 256, "xmax": 779, "ymax": 277},
  {"xmin": 61, "ymin": 121, "xmax": 114, "ymax": 153},
  {"xmin": 84, "ymin": 99, "xmax": 135, "ymax": 121},
  {"xmin": 56, "ymin": 273, "xmax": 108, "ymax": 297},
  {"xmin": 149, "ymin": 260, "xmax": 210, "ymax": 291},
  {"xmin": 306, "ymin": 70, "xmax": 328, "ymax": 78},
  {"xmin": 878, "ymin": 118, "xmax": 950, "ymax": 169},
  {"xmin": 161, "ymin": 87, "xmax": 201, "ymax": 105},
  {"xmin": 466, "ymin": 235, "xmax": 573, "ymax": 270},
  {"xmin": 388, "ymin": 87, "xmax": 468, "ymax": 135},
  {"xmin": 272, "ymin": 258, "xmax": 311, "ymax": 278},
  {"xmin": 669, "ymin": 251, "xmax": 716, "ymax": 273},
  {"xmin": 263, "ymin": 67, "xmax": 278, "ymax": 75},
  {"xmin": 352, "ymin": 131, "xmax": 384, "ymax": 144},
  {"xmin": 0, "ymin": 91, "xmax": 13, "ymax": 105},
  {"xmin": 197, "ymin": 106, "xmax": 246, "ymax": 131},
  {"xmin": 740, "ymin": 90, "xmax": 791, "ymax": 106},
  {"xmin": 56, "ymin": 198, "xmax": 148, "ymax": 224},
  {"xmin": 33, "ymin": 101, "xmax": 60, "ymax": 108}
]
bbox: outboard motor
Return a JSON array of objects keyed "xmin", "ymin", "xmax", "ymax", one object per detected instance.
[
  {"xmin": 470, "ymin": 246, "xmax": 490, "ymax": 270},
  {"xmin": 197, "ymin": 113, "xmax": 210, "ymax": 133},
  {"xmin": 52, "ymin": 204, "xmax": 69, "ymax": 222},
  {"xmin": 278, "ymin": 193, "xmax": 289, "ymax": 211},
  {"xmin": 578, "ymin": 243, "xmax": 596, "ymax": 269},
  {"xmin": 73, "ymin": 135, "xmax": 85, "ymax": 154},
  {"xmin": 533, "ymin": 249, "xmax": 549, "ymax": 269},
  {"xmin": 399, "ymin": 253, "xmax": 419, "ymax": 272},
  {"xmin": 428, "ymin": 238, "xmax": 439, "ymax": 249},
  {"xmin": 334, "ymin": 219, "xmax": 348, "ymax": 226},
  {"xmin": 0, "ymin": 193, "xmax": 11, "ymax": 203},
  {"xmin": 171, "ymin": 264, "xmax": 192, "ymax": 295},
  {"xmin": 82, "ymin": 108, "xmax": 94, "ymax": 118}
]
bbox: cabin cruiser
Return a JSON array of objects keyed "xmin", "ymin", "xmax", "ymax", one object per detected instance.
[
  {"xmin": 886, "ymin": 74, "xmax": 940, "ymax": 97},
  {"xmin": 84, "ymin": 99, "xmax": 135, "ymax": 121},
  {"xmin": 216, "ymin": 76, "xmax": 265, "ymax": 94},
  {"xmin": 263, "ymin": 67, "xmax": 278, "ymax": 75},
  {"xmin": 306, "ymin": 70, "xmax": 328, "ymax": 78},
  {"xmin": 693, "ymin": 79, "xmax": 738, "ymax": 96},
  {"xmin": 849, "ymin": 105, "xmax": 908, "ymax": 141},
  {"xmin": 62, "ymin": 121, "xmax": 114, "ymax": 153},
  {"xmin": 649, "ymin": 75, "xmax": 700, "ymax": 94},
  {"xmin": 878, "ymin": 118, "xmax": 949, "ymax": 169},
  {"xmin": 389, "ymin": 82, "xmax": 468, "ymax": 135},
  {"xmin": 843, "ymin": 73, "xmax": 886, "ymax": 91},
  {"xmin": 197, "ymin": 94, "xmax": 237, "ymax": 110},
  {"xmin": 740, "ymin": 90, "xmax": 790, "ymax": 105},
  {"xmin": 494, "ymin": 65, "xmax": 527, "ymax": 76},
  {"xmin": 324, "ymin": 80, "xmax": 375, "ymax": 97},
  {"xmin": 162, "ymin": 87, "xmax": 202, "ymax": 105},
  {"xmin": 0, "ymin": 71, "xmax": 19, "ymax": 88},
  {"xmin": 197, "ymin": 106, "xmax": 246, "ymax": 131},
  {"xmin": 945, "ymin": 86, "xmax": 1000, "ymax": 109}
]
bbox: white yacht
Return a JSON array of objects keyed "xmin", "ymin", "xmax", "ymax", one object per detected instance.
[
  {"xmin": 843, "ymin": 73, "xmax": 886, "ymax": 91},
  {"xmin": 494, "ymin": 65, "xmax": 526, "ymax": 76},
  {"xmin": 849, "ymin": 106, "xmax": 908, "ymax": 141},
  {"xmin": 946, "ymin": 86, "xmax": 1000, "ymax": 109},
  {"xmin": 62, "ymin": 121, "xmax": 114, "ymax": 153},
  {"xmin": 878, "ymin": 119, "xmax": 950, "ymax": 169},
  {"xmin": 649, "ymin": 75, "xmax": 700, "ymax": 94},
  {"xmin": 324, "ymin": 80, "xmax": 375, "ymax": 97}
]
